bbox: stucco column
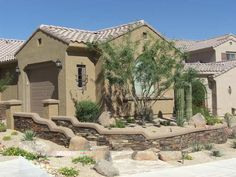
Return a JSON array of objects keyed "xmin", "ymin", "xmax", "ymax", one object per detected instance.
[
  {"xmin": 4, "ymin": 100, "xmax": 22, "ymax": 129},
  {"xmin": 42, "ymin": 99, "xmax": 59, "ymax": 119}
]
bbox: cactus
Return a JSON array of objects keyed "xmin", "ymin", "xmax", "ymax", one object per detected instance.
[
  {"xmin": 176, "ymin": 88, "xmax": 185, "ymax": 126},
  {"xmin": 185, "ymin": 83, "xmax": 193, "ymax": 121}
]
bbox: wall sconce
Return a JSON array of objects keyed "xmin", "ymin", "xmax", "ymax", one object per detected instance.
[
  {"xmin": 228, "ymin": 86, "xmax": 232, "ymax": 94},
  {"xmin": 15, "ymin": 66, "xmax": 20, "ymax": 74},
  {"xmin": 55, "ymin": 59, "xmax": 62, "ymax": 69}
]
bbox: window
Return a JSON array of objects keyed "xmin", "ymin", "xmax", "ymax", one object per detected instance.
[
  {"xmin": 226, "ymin": 52, "xmax": 236, "ymax": 60},
  {"xmin": 142, "ymin": 32, "xmax": 148, "ymax": 40},
  {"xmin": 77, "ymin": 65, "xmax": 86, "ymax": 88},
  {"xmin": 37, "ymin": 38, "xmax": 42, "ymax": 46}
]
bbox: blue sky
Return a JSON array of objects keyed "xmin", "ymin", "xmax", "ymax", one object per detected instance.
[{"xmin": 0, "ymin": 0, "xmax": 235, "ymax": 40}]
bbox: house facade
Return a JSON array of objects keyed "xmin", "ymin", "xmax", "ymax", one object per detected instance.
[
  {"xmin": 176, "ymin": 34, "xmax": 236, "ymax": 116},
  {"xmin": 0, "ymin": 20, "xmax": 175, "ymax": 118}
]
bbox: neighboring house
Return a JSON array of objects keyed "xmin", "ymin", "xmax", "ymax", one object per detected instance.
[
  {"xmin": 176, "ymin": 34, "xmax": 236, "ymax": 116},
  {"xmin": 0, "ymin": 20, "xmax": 175, "ymax": 118},
  {"xmin": 0, "ymin": 39, "xmax": 24, "ymax": 100}
]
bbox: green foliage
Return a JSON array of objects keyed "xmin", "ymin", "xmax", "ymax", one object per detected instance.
[
  {"xmin": 93, "ymin": 34, "xmax": 183, "ymax": 122},
  {"xmin": 212, "ymin": 150, "xmax": 222, "ymax": 157},
  {"xmin": 58, "ymin": 167, "xmax": 79, "ymax": 177},
  {"xmin": 0, "ymin": 122, "xmax": 7, "ymax": 132},
  {"xmin": 192, "ymin": 142, "xmax": 203, "ymax": 152},
  {"xmin": 1, "ymin": 147, "xmax": 39, "ymax": 160},
  {"xmin": 183, "ymin": 154, "xmax": 193, "ymax": 160},
  {"xmin": 2, "ymin": 135, "xmax": 11, "ymax": 141},
  {"xmin": 75, "ymin": 100, "xmax": 100, "ymax": 122},
  {"xmin": 0, "ymin": 72, "xmax": 13, "ymax": 93},
  {"xmin": 160, "ymin": 120, "xmax": 170, "ymax": 126},
  {"xmin": 111, "ymin": 119, "xmax": 126, "ymax": 128},
  {"xmin": 205, "ymin": 116, "xmax": 222, "ymax": 125},
  {"xmin": 175, "ymin": 88, "xmax": 185, "ymax": 126},
  {"xmin": 204, "ymin": 144, "xmax": 214, "ymax": 150},
  {"xmin": 192, "ymin": 105, "xmax": 210, "ymax": 117},
  {"xmin": 11, "ymin": 131, "xmax": 18, "ymax": 136},
  {"xmin": 72, "ymin": 156, "xmax": 96, "ymax": 166},
  {"xmin": 192, "ymin": 80, "xmax": 206, "ymax": 107},
  {"xmin": 126, "ymin": 117, "xmax": 135, "ymax": 123},
  {"xmin": 23, "ymin": 130, "xmax": 36, "ymax": 141}
]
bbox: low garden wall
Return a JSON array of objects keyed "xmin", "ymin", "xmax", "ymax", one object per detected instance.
[
  {"xmin": 51, "ymin": 116, "xmax": 229, "ymax": 151},
  {"xmin": 13, "ymin": 112, "xmax": 75, "ymax": 147}
]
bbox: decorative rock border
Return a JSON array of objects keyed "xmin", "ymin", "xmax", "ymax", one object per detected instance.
[
  {"xmin": 13, "ymin": 112, "xmax": 75, "ymax": 147},
  {"xmin": 52, "ymin": 116, "xmax": 229, "ymax": 151}
]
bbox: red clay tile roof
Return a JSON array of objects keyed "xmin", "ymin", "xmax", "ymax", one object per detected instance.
[
  {"xmin": 0, "ymin": 38, "xmax": 24, "ymax": 63},
  {"xmin": 175, "ymin": 34, "xmax": 236, "ymax": 52},
  {"xmin": 184, "ymin": 60, "xmax": 236, "ymax": 77}
]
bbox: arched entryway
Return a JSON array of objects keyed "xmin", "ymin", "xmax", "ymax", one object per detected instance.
[
  {"xmin": 26, "ymin": 61, "xmax": 59, "ymax": 116},
  {"xmin": 192, "ymin": 80, "xmax": 207, "ymax": 108}
]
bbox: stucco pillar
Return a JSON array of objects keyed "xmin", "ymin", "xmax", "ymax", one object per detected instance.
[
  {"xmin": 4, "ymin": 100, "xmax": 22, "ymax": 129},
  {"xmin": 42, "ymin": 99, "xmax": 59, "ymax": 119}
]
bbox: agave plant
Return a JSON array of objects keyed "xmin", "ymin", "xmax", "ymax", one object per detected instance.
[{"xmin": 23, "ymin": 130, "xmax": 36, "ymax": 141}]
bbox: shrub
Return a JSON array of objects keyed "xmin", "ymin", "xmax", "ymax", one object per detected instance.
[
  {"xmin": 72, "ymin": 156, "xmax": 96, "ymax": 166},
  {"xmin": 1, "ymin": 147, "xmax": 39, "ymax": 160},
  {"xmin": 110, "ymin": 119, "xmax": 126, "ymax": 128},
  {"xmin": 11, "ymin": 131, "xmax": 18, "ymax": 136},
  {"xmin": 224, "ymin": 113, "xmax": 234, "ymax": 128},
  {"xmin": 23, "ymin": 130, "xmax": 36, "ymax": 141},
  {"xmin": 192, "ymin": 142, "xmax": 203, "ymax": 152},
  {"xmin": 212, "ymin": 150, "xmax": 222, "ymax": 157},
  {"xmin": 204, "ymin": 143, "xmax": 214, "ymax": 150},
  {"xmin": 2, "ymin": 135, "xmax": 11, "ymax": 141},
  {"xmin": 183, "ymin": 154, "xmax": 193, "ymax": 160},
  {"xmin": 126, "ymin": 117, "xmax": 135, "ymax": 124},
  {"xmin": 58, "ymin": 167, "xmax": 79, "ymax": 177},
  {"xmin": 75, "ymin": 100, "xmax": 100, "ymax": 122},
  {"xmin": 0, "ymin": 122, "xmax": 7, "ymax": 132},
  {"xmin": 205, "ymin": 116, "xmax": 222, "ymax": 125},
  {"xmin": 160, "ymin": 120, "xmax": 171, "ymax": 126}
]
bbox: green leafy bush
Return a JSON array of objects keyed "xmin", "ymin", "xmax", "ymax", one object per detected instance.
[
  {"xmin": 11, "ymin": 131, "xmax": 18, "ymax": 136},
  {"xmin": 58, "ymin": 167, "xmax": 79, "ymax": 177},
  {"xmin": 72, "ymin": 156, "xmax": 96, "ymax": 166},
  {"xmin": 1, "ymin": 147, "xmax": 39, "ymax": 160},
  {"xmin": 23, "ymin": 130, "xmax": 36, "ymax": 141},
  {"xmin": 2, "ymin": 135, "xmax": 11, "ymax": 141},
  {"xmin": 204, "ymin": 143, "xmax": 214, "ymax": 150},
  {"xmin": 75, "ymin": 100, "xmax": 100, "ymax": 122},
  {"xmin": 110, "ymin": 119, "xmax": 126, "ymax": 128},
  {"xmin": 192, "ymin": 142, "xmax": 203, "ymax": 152},
  {"xmin": 205, "ymin": 116, "xmax": 222, "ymax": 125},
  {"xmin": 126, "ymin": 117, "xmax": 135, "ymax": 123},
  {"xmin": 183, "ymin": 154, "xmax": 193, "ymax": 160},
  {"xmin": 212, "ymin": 150, "xmax": 222, "ymax": 157},
  {"xmin": 0, "ymin": 122, "xmax": 7, "ymax": 132}
]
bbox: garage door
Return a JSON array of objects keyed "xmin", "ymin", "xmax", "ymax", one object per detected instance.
[{"xmin": 28, "ymin": 62, "xmax": 58, "ymax": 116}]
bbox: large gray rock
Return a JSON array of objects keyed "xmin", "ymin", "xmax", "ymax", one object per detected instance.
[
  {"xmin": 69, "ymin": 136, "xmax": 90, "ymax": 151},
  {"xmin": 189, "ymin": 113, "xmax": 206, "ymax": 128},
  {"xmin": 98, "ymin": 111, "xmax": 116, "ymax": 127},
  {"xmin": 132, "ymin": 151, "xmax": 157, "ymax": 161},
  {"xmin": 94, "ymin": 160, "xmax": 119, "ymax": 177},
  {"xmin": 159, "ymin": 151, "xmax": 182, "ymax": 161},
  {"xmin": 19, "ymin": 140, "xmax": 51, "ymax": 156}
]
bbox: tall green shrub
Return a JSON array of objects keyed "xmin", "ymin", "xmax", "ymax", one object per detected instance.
[{"xmin": 75, "ymin": 100, "xmax": 100, "ymax": 122}]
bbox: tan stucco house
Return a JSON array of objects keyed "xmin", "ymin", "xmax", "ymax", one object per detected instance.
[
  {"xmin": 176, "ymin": 34, "xmax": 236, "ymax": 116},
  {"xmin": 0, "ymin": 20, "xmax": 175, "ymax": 118}
]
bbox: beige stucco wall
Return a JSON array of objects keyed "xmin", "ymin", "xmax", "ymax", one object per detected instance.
[
  {"xmin": 214, "ymin": 39, "xmax": 236, "ymax": 62},
  {"xmin": 15, "ymin": 30, "xmax": 68, "ymax": 115},
  {"xmin": 214, "ymin": 67, "xmax": 236, "ymax": 116}
]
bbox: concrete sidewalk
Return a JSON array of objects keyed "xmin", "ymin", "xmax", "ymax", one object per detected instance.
[{"xmin": 123, "ymin": 158, "xmax": 236, "ymax": 177}]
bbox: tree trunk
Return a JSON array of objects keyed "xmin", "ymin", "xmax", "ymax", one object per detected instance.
[
  {"xmin": 185, "ymin": 83, "xmax": 193, "ymax": 121},
  {"xmin": 176, "ymin": 88, "xmax": 185, "ymax": 126}
]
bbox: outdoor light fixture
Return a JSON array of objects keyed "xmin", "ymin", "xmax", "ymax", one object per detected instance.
[
  {"xmin": 228, "ymin": 86, "xmax": 232, "ymax": 95},
  {"xmin": 15, "ymin": 66, "xmax": 20, "ymax": 74},
  {"xmin": 55, "ymin": 59, "xmax": 62, "ymax": 68}
]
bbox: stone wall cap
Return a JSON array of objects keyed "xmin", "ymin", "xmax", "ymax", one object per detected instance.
[
  {"xmin": 2, "ymin": 99, "xmax": 22, "ymax": 106},
  {"xmin": 42, "ymin": 99, "xmax": 60, "ymax": 104}
]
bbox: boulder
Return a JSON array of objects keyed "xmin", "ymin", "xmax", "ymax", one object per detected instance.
[
  {"xmin": 189, "ymin": 113, "xmax": 206, "ymax": 128},
  {"xmin": 131, "ymin": 151, "xmax": 157, "ymax": 161},
  {"xmin": 159, "ymin": 151, "xmax": 182, "ymax": 161},
  {"xmin": 69, "ymin": 136, "xmax": 90, "ymax": 151},
  {"xmin": 94, "ymin": 159, "xmax": 119, "ymax": 177},
  {"xmin": 170, "ymin": 122, "xmax": 177, "ymax": 126},
  {"xmin": 19, "ymin": 140, "xmax": 51, "ymax": 156},
  {"xmin": 91, "ymin": 146, "xmax": 111, "ymax": 161},
  {"xmin": 98, "ymin": 111, "xmax": 116, "ymax": 127}
]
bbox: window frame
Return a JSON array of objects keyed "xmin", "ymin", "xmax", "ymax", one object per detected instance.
[{"xmin": 77, "ymin": 64, "xmax": 86, "ymax": 89}]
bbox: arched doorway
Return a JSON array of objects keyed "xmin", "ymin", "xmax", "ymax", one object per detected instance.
[{"xmin": 192, "ymin": 80, "xmax": 207, "ymax": 108}]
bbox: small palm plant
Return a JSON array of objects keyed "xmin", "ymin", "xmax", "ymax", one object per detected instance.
[{"xmin": 23, "ymin": 130, "xmax": 36, "ymax": 141}]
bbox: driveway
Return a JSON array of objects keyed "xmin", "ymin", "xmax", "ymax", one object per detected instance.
[{"xmin": 122, "ymin": 158, "xmax": 236, "ymax": 177}]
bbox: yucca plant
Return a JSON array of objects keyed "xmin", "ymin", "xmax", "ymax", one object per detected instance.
[{"xmin": 23, "ymin": 130, "xmax": 36, "ymax": 141}]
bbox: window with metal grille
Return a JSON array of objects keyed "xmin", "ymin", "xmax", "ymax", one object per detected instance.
[{"xmin": 77, "ymin": 64, "xmax": 86, "ymax": 88}]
